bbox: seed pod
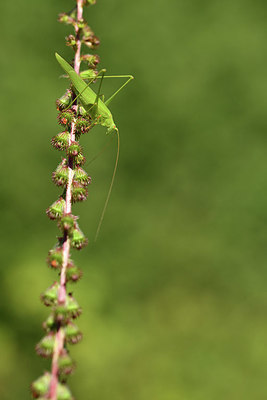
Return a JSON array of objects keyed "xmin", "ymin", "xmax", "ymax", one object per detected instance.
[
  {"xmin": 74, "ymin": 153, "xmax": 86, "ymax": 166},
  {"xmin": 75, "ymin": 116, "xmax": 91, "ymax": 135},
  {"xmin": 58, "ymin": 109, "xmax": 75, "ymax": 127},
  {"xmin": 57, "ymin": 383, "xmax": 73, "ymax": 400},
  {"xmin": 66, "ymin": 261, "xmax": 83, "ymax": 283},
  {"xmin": 67, "ymin": 141, "xmax": 82, "ymax": 157},
  {"xmin": 74, "ymin": 167, "xmax": 91, "ymax": 187},
  {"xmin": 72, "ymin": 183, "xmax": 88, "ymax": 202},
  {"xmin": 82, "ymin": 24, "xmax": 94, "ymax": 40},
  {"xmin": 52, "ymin": 159, "xmax": 68, "ymax": 186},
  {"xmin": 58, "ymin": 13, "xmax": 75, "ymax": 25},
  {"xmin": 58, "ymin": 349, "xmax": 75, "ymax": 376},
  {"xmin": 35, "ymin": 333, "xmax": 55, "ymax": 358},
  {"xmin": 42, "ymin": 313, "xmax": 57, "ymax": 332},
  {"xmin": 66, "ymin": 34, "xmax": 77, "ymax": 50},
  {"xmin": 71, "ymin": 225, "xmax": 88, "ymax": 249},
  {"xmin": 55, "ymin": 294, "xmax": 82, "ymax": 321},
  {"xmin": 59, "ymin": 213, "xmax": 76, "ymax": 233},
  {"xmin": 31, "ymin": 372, "xmax": 51, "ymax": 398},
  {"xmin": 31, "ymin": 372, "xmax": 73, "ymax": 400},
  {"xmin": 46, "ymin": 197, "xmax": 66, "ymax": 220},
  {"xmin": 41, "ymin": 282, "xmax": 59, "ymax": 307},
  {"xmin": 51, "ymin": 131, "xmax": 70, "ymax": 150},
  {"xmin": 81, "ymin": 53, "xmax": 100, "ymax": 68},
  {"xmin": 64, "ymin": 322, "xmax": 83, "ymax": 344},
  {"xmin": 47, "ymin": 247, "xmax": 63, "ymax": 269}
]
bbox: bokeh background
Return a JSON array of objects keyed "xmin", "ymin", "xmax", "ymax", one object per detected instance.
[{"xmin": 1, "ymin": 0, "xmax": 267, "ymax": 398}]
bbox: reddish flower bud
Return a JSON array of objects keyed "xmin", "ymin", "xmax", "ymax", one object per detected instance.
[
  {"xmin": 67, "ymin": 141, "xmax": 82, "ymax": 157},
  {"xmin": 47, "ymin": 247, "xmax": 63, "ymax": 269},
  {"xmin": 58, "ymin": 109, "xmax": 75, "ymax": 127},
  {"xmin": 66, "ymin": 34, "xmax": 77, "ymax": 50},
  {"xmin": 51, "ymin": 131, "xmax": 70, "ymax": 150},
  {"xmin": 75, "ymin": 116, "xmax": 91, "ymax": 135},
  {"xmin": 66, "ymin": 261, "xmax": 83, "ymax": 282},
  {"xmin": 82, "ymin": 24, "xmax": 94, "ymax": 39}
]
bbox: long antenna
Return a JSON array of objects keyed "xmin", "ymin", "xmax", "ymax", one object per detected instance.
[{"xmin": 94, "ymin": 131, "xmax": 120, "ymax": 242}]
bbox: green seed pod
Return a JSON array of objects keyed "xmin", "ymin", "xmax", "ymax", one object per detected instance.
[
  {"xmin": 52, "ymin": 159, "xmax": 69, "ymax": 186},
  {"xmin": 64, "ymin": 322, "xmax": 83, "ymax": 344},
  {"xmin": 71, "ymin": 225, "xmax": 88, "ymax": 249},
  {"xmin": 35, "ymin": 333, "xmax": 55, "ymax": 358},
  {"xmin": 31, "ymin": 372, "xmax": 73, "ymax": 400},
  {"xmin": 74, "ymin": 167, "xmax": 91, "ymax": 187},
  {"xmin": 31, "ymin": 372, "xmax": 51, "ymax": 398},
  {"xmin": 51, "ymin": 131, "xmax": 70, "ymax": 151},
  {"xmin": 58, "ymin": 350, "xmax": 75, "ymax": 376},
  {"xmin": 42, "ymin": 313, "xmax": 57, "ymax": 332},
  {"xmin": 55, "ymin": 294, "xmax": 82, "ymax": 321},
  {"xmin": 46, "ymin": 197, "xmax": 66, "ymax": 220},
  {"xmin": 66, "ymin": 261, "xmax": 83, "ymax": 283},
  {"xmin": 75, "ymin": 116, "xmax": 91, "ymax": 136},
  {"xmin": 47, "ymin": 247, "xmax": 63, "ymax": 269},
  {"xmin": 41, "ymin": 282, "xmax": 59, "ymax": 307},
  {"xmin": 67, "ymin": 141, "xmax": 82, "ymax": 157},
  {"xmin": 58, "ymin": 109, "xmax": 75, "ymax": 127},
  {"xmin": 59, "ymin": 214, "xmax": 76, "ymax": 233},
  {"xmin": 74, "ymin": 153, "xmax": 86, "ymax": 166},
  {"xmin": 57, "ymin": 382, "xmax": 73, "ymax": 400},
  {"xmin": 56, "ymin": 89, "xmax": 73, "ymax": 111},
  {"xmin": 72, "ymin": 184, "xmax": 88, "ymax": 203}
]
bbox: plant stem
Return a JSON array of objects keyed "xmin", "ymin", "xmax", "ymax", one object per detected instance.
[{"xmin": 49, "ymin": 1, "xmax": 84, "ymax": 398}]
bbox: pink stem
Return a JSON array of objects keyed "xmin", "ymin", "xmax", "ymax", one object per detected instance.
[{"xmin": 49, "ymin": 1, "xmax": 83, "ymax": 398}]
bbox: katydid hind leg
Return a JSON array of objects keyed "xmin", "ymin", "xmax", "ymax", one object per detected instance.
[{"xmin": 105, "ymin": 75, "xmax": 134, "ymax": 106}]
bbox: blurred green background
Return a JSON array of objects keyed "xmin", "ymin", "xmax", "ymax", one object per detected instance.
[{"xmin": 1, "ymin": 0, "xmax": 267, "ymax": 398}]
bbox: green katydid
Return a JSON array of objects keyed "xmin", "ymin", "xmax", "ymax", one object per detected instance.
[
  {"xmin": 55, "ymin": 52, "xmax": 133, "ymax": 135},
  {"xmin": 55, "ymin": 52, "xmax": 133, "ymax": 240}
]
